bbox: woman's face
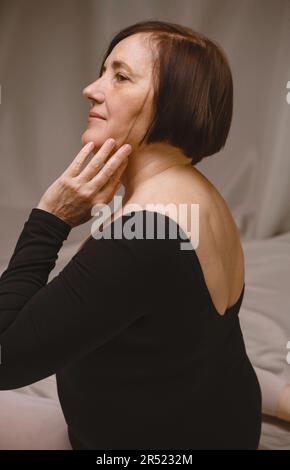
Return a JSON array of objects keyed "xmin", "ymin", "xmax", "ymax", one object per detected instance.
[{"xmin": 82, "ymin": 33, "xmax": 155, "ymax": 152}]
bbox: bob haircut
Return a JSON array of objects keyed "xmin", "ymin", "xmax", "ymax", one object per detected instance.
[{"xmin": 98, "ymin": 19, "xmax": 233, "ymax": 166}]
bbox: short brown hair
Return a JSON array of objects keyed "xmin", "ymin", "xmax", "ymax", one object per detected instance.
[{"xmin": 99, "ymin": 19, "xmax": 233, "ymax": 166}]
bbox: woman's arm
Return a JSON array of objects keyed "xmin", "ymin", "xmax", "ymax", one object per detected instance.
[
  {"xmin": 0, "ymin": 208, "xmax": 147, "ymax": 390},
  {"xmin": 0, "ymin": 208, "xmax": 71, "ymax": 332}
]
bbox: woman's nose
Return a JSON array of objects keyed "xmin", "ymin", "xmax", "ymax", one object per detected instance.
[
  {"xmin": 82, "ymin": 84, "xmax": 90, "ymax": 98},
  {"xmin": 82, "ymin": 81, "xmax": 105, "ymax": 102}
]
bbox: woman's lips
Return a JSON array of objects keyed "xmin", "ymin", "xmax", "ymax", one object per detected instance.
[
  {"xmin": 87, "ymin": 116, "xmax": 106, "ymax": 121},
  {"xmin": 88, "ymin": 111, "xmax": 106, "ymax": 120},
  {"xmin": 88, "ymin": 116, "xmax": 105, "ymax": 121}
]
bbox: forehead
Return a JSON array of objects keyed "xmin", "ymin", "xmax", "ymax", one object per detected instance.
[{"xmin": 106, "ymin": 33, "xmax": 154, "ymax": 76}]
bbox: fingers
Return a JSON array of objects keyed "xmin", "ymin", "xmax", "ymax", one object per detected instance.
[
  {"xmin": 107, "ymin": 157, "xmax": 128, "ymax": 188},
  {"xmin": 77, "ymin": 138, "xmax": 117, "ymax": 183},
  {"xmin": 111, "ymin": 156, "xmax": 128, "ymax": 181},
  {"xmin": 91, "ymin": 158, "xmax": 128, "ymax": 206},
  {"xmin": 87, "ymin": 145, "xmax": 131, "ymax": 192},
  {"xmin": 64, "ymin": 141, "xmax": 95, "ymax": 178}
]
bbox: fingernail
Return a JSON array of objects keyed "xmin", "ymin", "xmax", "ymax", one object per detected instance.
[
  {"xmin": 107, "ymin": 138, "xmax": 115, "ymax": 145},
  {"xmin": 123, "ymin": 144, "xmax": 132, "ymax": 151}
]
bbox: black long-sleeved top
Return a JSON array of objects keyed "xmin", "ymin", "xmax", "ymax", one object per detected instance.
[{"xmin": 0, "ymin": 207, "xmax": 262, "ymax": 449}]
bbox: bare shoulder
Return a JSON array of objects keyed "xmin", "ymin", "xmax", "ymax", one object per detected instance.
[
  {"xmin": 173, "ymin": 167, "xmax": 246, "ymax": 314},
  {"xmin": 126, "ymin": 165, "xmax": 245, "ymax": 316}
]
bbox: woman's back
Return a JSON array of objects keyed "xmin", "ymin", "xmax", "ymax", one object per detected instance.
[{"xmin": 112, "ymin": 164, "xmax": 246, "ymax": 316}]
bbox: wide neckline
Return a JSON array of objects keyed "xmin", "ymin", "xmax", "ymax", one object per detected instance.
[{"xmin": 110, "ymin": 209, "xmax": 246, "ymax": 318}]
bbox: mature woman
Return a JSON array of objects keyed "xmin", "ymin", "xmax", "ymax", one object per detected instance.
[{"xmin": 0, "ymin": 20, "xmax": 262, "ymax": 449}]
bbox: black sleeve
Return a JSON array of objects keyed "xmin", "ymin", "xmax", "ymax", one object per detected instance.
[{"xmin": 0, "ymin": 208, "xmax": 147, "ymax": 390}]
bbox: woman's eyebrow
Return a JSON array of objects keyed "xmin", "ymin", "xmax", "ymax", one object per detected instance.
[{"xmin": 101, "ymin": 60, "xmax": 136, "ymax": 76}]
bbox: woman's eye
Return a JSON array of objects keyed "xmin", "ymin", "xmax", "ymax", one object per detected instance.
[
  {"xmin": 115, "ymin": 73, "xmax": 128, "ymax": 82},
  {"xmin": 99, "ymin": 68, "xmax": 128, "ymax": 82}
]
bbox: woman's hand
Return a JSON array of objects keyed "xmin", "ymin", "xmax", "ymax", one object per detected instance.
[{"xmin": 36, "ymin": 139, "xmax": 132, "ymax": 228}]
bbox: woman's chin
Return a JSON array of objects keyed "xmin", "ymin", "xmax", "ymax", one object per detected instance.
[{"xmin": 81, "ymin": 129, "xmax": 104, "ymax": 148}]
